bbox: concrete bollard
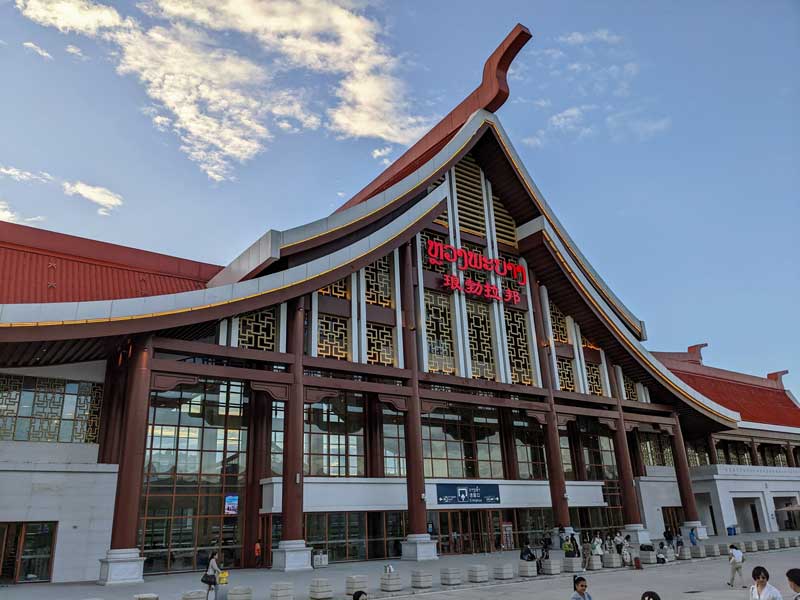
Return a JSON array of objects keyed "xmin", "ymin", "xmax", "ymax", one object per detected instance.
[
  {"xmin": 562, "ymin": 557, "xmax": 583, "ymax": 573},
  {"xmin": 380, "ymin": 572, "xmax": 402, "ymax": 593},
  {"xmin": 518, "ymin": 561, "xmax": 538, "ymax": 577},
  {"xmin": 271, "ymin": 582, "xmax": 293, "ymax": 600},
  {"xmin": 345, "ymin": 576, "xmax": 368, "ymax": 597},
  {"xmin": 587, "ymin": 555, "xmax": 603, "ymax": 571},
  {"xmin": 440, "ymin": 567, "xmax": 462, "ymax": 586},
  {"xmin": 690, "ymin": 545, "xmax": 706, "ymax": 558},
  {"xmin": 677, "ymin": 546, "xmax": 692, "ymax": 560},
  {"xmin": 768, "ymin": 538, "xmax": 779, "ymax": 550},
  {"xmin": 744, "ymin": 540, "xmax": 758, "ymax": 552},
  {"xmin": 309, "ymin": 579, "xmax": 333, "ymax": 600},
  {"xmin": 493, "ymin": 564, "xmax": 514, "ymax": 580},
  {"xmin": 756, "ymin": 540, "xmax": 769, "ymax": 551},
  {"xmin": 705, "ymin": 544, "xmax": 720, "ymax": 557},
  {"xmin": 467, "ymin": 564, "xmax": 489, "ymax": 583},
  {"xmin": 665, "ymin": 547, "xmax": 676, "ymax": 562},
  {"xmin": 541, "ymin": 559, "xmax": 561, "ymax": 575},
  {"xmin": 411, "ymin": 570, "xmax": 433, "ymax": 589},
  {"xmin": 228, "ymin": 587, "xmax": 254, "ymax": 600},
  {"xmin": 602, "ymin": 553, "xmax": 622, "ymax": 568},
  {"xmin": 639, "ymin": 550, "xmax": 657, "ymax": 565},
  {"xmin": 181, "ymin": 593, "xmax": 206, "ymax": 600}
]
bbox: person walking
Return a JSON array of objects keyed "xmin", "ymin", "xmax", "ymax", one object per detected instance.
[
  {"xmin": 749, "ymin": 566, "xmax": 784, "ymax": 600},
  {"xmin": 254, "ymin": 539, "xmax": 262, "ymax": 568},
  {"xmin": 786, "ymin": 568, "xmax": 800, "ymax": 600},
  {"xmin": 570, "ymin": 575, "xmax": 593, "ymax": 600},
  {"xmin": 727, "ymin": 544, "xmax": 745, "ymax": 588}
]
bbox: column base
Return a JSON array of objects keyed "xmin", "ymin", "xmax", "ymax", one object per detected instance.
[
  {"xmin": 97, "ymin": 548, "xmax": 145, "ymax": 585},
  {"xmin": 271, "ymin": 540, "xmax": 312, "ymax": 571},
  {"xmin": 682, "ymin": 521, "xmax": 708, "ymax": 540},
  {"xmin": 401, "ymin": 534, "xmax": 438, "ymax": 561},
  {"xmin": 623, "ymin": 524, "xmax": 651, "ymax": 545},
  {"xmin": 550, "ymin": 526, "xmax": 575, "ymax": 550}
]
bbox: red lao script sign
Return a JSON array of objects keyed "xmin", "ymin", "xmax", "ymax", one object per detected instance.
[{"xmin": 427, "ymin": 239, "xmax": 525, "ymax": 305}]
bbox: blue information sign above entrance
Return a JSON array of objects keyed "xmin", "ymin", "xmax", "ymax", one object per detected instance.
[{"xmin": 436, "ymin": 483, "xmax": 501, "ymax": 505}]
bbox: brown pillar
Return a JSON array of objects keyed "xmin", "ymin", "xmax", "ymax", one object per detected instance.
[
  {"xmin": 530, "ymin": 279, "xmax": 570, "ymax": 527},
  {"xmin": 671, "ymin": 414, "xmax": 700, "ymax": 523},
  {"xmin": 613, "ymin": 419, "xmax": 642, "ymax": 525},
  {"xmin": 707, "ymin": 435, "xmax": 718, "ymax": 465},
  {"xmin": 110, "ymin": 337, "xmax": 153, "ymax": 550},
  {"xmin": 787, "ymin": 444, "xmax": 797, "ymax": 468},
  {"xmin": 400, "ymin": 241, "xmax": 428, "ymax": 536},
  {"xmin": 243, "ymin": 391, "xmax": 269, "ymax": 567},
  {"xmin": 281, "ymin": 298, "xmax": 307, "ymax": 542}
]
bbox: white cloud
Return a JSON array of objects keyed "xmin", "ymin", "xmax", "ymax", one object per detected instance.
[
  {"xmin": 22, "ymin": 40, "xmax": 53, "ymax": 59},
  {"xmin": 62, "ymin": 180, "xmax": 123, "ymax": 215},
  {"xmin": 0, "ymin": 200, "xmax": 20, "ymax": 223},
  {"xmin": 371, "ymin": 146, "xmax": 392, "ymax": 159},
  {"xmin": 558, "ymin": 29, "xmax": 622, "ymax": 46},
  {"xmin": 65, "ymin": 44, "xmax": 86, "ymax": 58},
  {"xmin": 0, "ymin": 164, "xmax": 53, "ymax": 183}
]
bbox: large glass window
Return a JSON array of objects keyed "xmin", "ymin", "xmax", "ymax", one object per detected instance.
[
  {"xmin": 639, "ymin": 432, "xmax": 674, "ymax": 467},
  {"xmin": 304, "ymin": 392, "xmax": 365, "ymax": 477},
  {"xmin": 140, "ymin": 379, "xmax": 249, "ymax": 573},
  {"xmin": 381, "ymin": 406, "xmax": 406, "ymax": 477},
  {"xmin": 511, "ymin": 410, "xmax": 547, "ymax": 480},
  {"xmin": 0, "ymin": 374, "xmax": 102, "ymax": 443},
  {"xmin": 421, "ymin": 405, "xmax": 504, "ymax": 479}
]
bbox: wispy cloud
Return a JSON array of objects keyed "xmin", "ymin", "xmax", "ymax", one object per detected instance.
[
  {"xmin": 558, "ymin": 29, "xmax": 622, "ymax": 46},
  {"xmin": 65, "ymin": 44, "xmax": 86, "ymax": 59},
  {"xmin": 62, "ymin": 180, "xmax": 123, "ymax": 215},
  {"xmin": 16, "ymin": 0, "xmax": 433, "ymax": 182},
  {"xmin": 0, "ymin": 199, "xmax": 45, "ymax": 224},
  {"xmin": 22, "ymin": 40, "xmax": 53, "ymax": 59}
]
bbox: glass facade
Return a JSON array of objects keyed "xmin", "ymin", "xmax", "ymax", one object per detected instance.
[
  {"xmin": 421, "ymin": 405, "xmax": 504, "ymax": 479},
  {"xmin": 139, "ymin": 379, "xmax": 249, "ymax": 573},
  {"xmin": 0, "ymin": 374, "xmax": 102, "ymax": 443},
  {"xmin": 304, "ymin": 392, "xmax": 365, "ymax": 477}
]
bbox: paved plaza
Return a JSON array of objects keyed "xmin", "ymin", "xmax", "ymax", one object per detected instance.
[{"xmin": 2, "ymin": 545, "xmax": 797, "ymax": 600}]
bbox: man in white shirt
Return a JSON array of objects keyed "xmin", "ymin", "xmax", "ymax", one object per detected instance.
[{"xmin": 728, "ymin": 544, "xmax": 745, "ymax": 588}]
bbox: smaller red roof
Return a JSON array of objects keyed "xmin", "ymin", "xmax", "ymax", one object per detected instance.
[
  {"xmin": 0, "ymin": 221, "xmax": 222, "ymax": 304},
  {"xmin": 654, "ymin": 348, "xmax": 800, "ymax": 429}
]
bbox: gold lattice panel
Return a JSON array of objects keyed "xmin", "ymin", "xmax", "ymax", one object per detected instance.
[
  {"xmin": 492, "ymin": 194, "xmax": 517, "ymax": 247},
  {"xmin": 504, "ymin": 308, "xmax": 533, "ymax": 385},
  {"xmin": 317, "ymin": 314, "xmax": 349, "ymax": 360},
  {"xmin": 366, "ymin": 322, "xmax": 394, "ymax": 366},
  {"xmin": 556, "ymin": 357, "xmax": 576, "ymax": 392},
  {"xmin": 424, "ymin": 289, "xmax": 456, "ymax": 374},
  {"xmin": 454, "ymin": 154, "xmax": 486, "ymax": 237},
  {"xmin": 586, "ymin": 363, "xmax": 603, "ymax": 396},
  {"xmin": 0, "ymin": 375, "xmax": 22, "ymax": 440},
  {"xmin": 623, "ymin": 375, "xmax": 638, "ymax": 401},
  {"xmin": 318, "ymin": 277, "xmax": 349, "ymax": 299},
  {"xmin": 462, "ymin": 241, "xmax": 488, "ymax": 284},
  {"xmin": 549, "ymin": 302, "xmax": 569, "ymax": 343},
  {"xmin": 238, "ymin": 306, "xmax": 278, "ymax": 351},
  {"xmin": 364, "ymin": 255, "xmax": 393, "ymax": 308},
  {"xmin": 466, "ymin": 300, "xmax": 495, "ymax": 380},
  {"xmin": 420, "ymin": 230, "xmax": 449, "ymax": 274}
]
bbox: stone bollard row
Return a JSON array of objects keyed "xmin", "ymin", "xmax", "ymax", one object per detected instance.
[
  {"xmin": 345, "ymin": 575, "xmax": 368, "ymax": 597},
  {"xmin": 411, "ymin": 570, "xmax": 433, "ymax": 589},
  {"xmin": 541, "ymin": 558, "xmax": 561, "ymax": 575},
  {"xmin": 309, "ymin": 578, "xmax": 333, "ymax": 600},
  {"xmin": 271, "ymin": 582, "xmax": 293, "ymax": 600},
  {"xmin": 493, "ymin": 564, "xmax": 514, "ymax": 580},
  {"xmin": 467, "ymin": 564, "xmax": 488, "ymax": 583},
  {"xmin": 518, "ymin": 561, "xmax": 538, "ymax": 577},
  {"xmin": 440, "ymin": 567, "xmax": 462, "ymax": 586}
]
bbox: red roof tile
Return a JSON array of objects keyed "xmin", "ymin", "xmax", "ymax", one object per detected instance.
[{"xmin": 0, "ymin": 221, "xmax": 222, "ymax": 303}]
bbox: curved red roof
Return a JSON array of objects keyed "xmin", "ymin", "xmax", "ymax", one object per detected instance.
[{"xmin": 0, "ymin": 221, "xmax": 221, "ymax": 303}]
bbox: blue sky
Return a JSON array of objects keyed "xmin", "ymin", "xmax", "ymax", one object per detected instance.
[{"xmin": 1, "ymin": 1, "xmax": 798, "ymax": 390}]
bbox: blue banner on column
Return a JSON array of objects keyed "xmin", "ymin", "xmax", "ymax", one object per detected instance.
[{"xmin": 436, "ymin": 483, "xmax": 500, "ymax": 505}]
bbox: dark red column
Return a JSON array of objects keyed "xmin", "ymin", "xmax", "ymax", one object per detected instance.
[
  {"xmin": 671, "ymin": 414, "xmax": 700, "ymax": 523},
  {"xmin": 530, "ymin": 278, "xmax": 570, "ymax": 528},
  {"xmin": 281, "ymin": 298, "xmax": 306, "ymax": 542},
  {"xmin": 110, "ymin": 337, "xmax": 153, "ymax": 550},
  {"xmin": 243, "ymin": 391, "xmax": 269, "ymax": 567},
  {"xmin": 400, "ymin": 241, "xmax": 428, "ymax": 536},
  {"xmin": 613, "ymin": 419, "xmax": 642, "ymax": 525}
]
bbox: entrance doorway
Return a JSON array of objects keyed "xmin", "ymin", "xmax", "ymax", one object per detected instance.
[{"xmin": 0, "ymin": 522, "xmax": 57, "ymax": 584}]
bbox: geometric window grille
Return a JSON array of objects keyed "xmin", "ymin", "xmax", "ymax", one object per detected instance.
[
  {"xmin": 238, "ymin": 306, "xmax": 278, "ymax": 351},
  {"xmin": 454, "ymin": 154, "xmax": 486, "ymax": 238},
  {"xmin": 556, "ymin": 357, "xmax": 576, "ymax": 392},
  {"xmin": 366, "ymin": 322, "xmax": 394, "ymax": 366},
  {"xmin": 586, "ymin": 363, "xmax": 604, "ymax": 396},
  {"xmin": 0, "ymin": 374, "xmax": 102, "ymax": 443},
  {"xmin": 317, "ymin": 314, "xmax": 350, "ymax": 360},
  {"xmin": 492, "ymin": 194, "xmax": 517, "ymax": 248},
  {"xmin": 623, "ymin": 375, "xmax": 638, "ymax": 401},
  {"xmin": 424, "ymin": 289, "xmax": 456, "ymax": 374},
  {"xmin": 466, "ymin": 300, "xmax": 495, "ymax": 380},
  {"xmin": 318, "ymin": 277, "xmax": 349, "ymax": 299},
  {"xmin": 419, "ymin": 230, "xmax": 448, "ymax": 275},
  {"xmin": 504, "ymin": 308, "xmax": 533, "ymax": 385},
  {"xmin": 364, "ymin": 255, "xmax": 393, "ymax": 308},
  {"xmin": 549, "ymin": 303, "xmax": 569, "ymax": 344}
]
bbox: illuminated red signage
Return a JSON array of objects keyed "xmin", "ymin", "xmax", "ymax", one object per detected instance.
[{"xmin": 426, "ymin": 239, "xmax": 527, "ymax": 285}]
